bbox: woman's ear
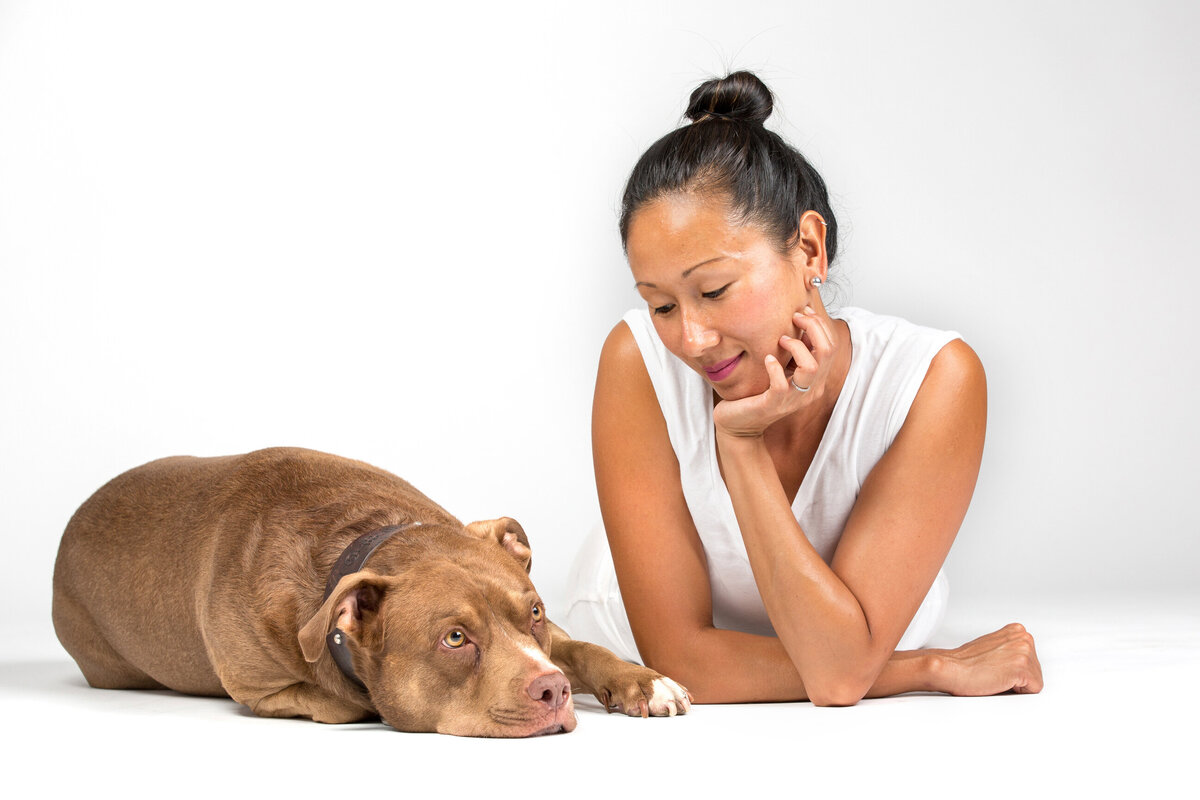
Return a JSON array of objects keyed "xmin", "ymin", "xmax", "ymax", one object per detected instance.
[{"xmin": 793, "ymin": 210, "xmax": 830, "ymax": 278}]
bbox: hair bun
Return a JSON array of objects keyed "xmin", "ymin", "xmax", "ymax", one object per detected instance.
[{"xmin": 685, "ymin": 70, "xmax": 773, "ymax": 124}]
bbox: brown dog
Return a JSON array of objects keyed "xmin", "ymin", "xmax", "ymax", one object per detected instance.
[{"xmin": 52, "ymin": 447, "xmax": 690, "ymax": 736}]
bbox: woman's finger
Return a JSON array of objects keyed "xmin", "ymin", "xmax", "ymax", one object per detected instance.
[
  {"xmin": 780, "ymin": 345, "xmax": 816, "ymax": 393},
  {"xmin": 765, "ymin": 354, "xmax": 792, "ymax": 395},
  {"xmin": 794, "ymin": 309, "xmax": 834, "ymax": 363},
  {"xmin": 779, "ymin": 333, "xmax": 818, "ymax": 375}
]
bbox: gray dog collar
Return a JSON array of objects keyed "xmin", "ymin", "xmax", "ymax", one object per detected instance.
[{"xmin": 322, "ymin": 521, "xmax": 422, "ymax": 691}]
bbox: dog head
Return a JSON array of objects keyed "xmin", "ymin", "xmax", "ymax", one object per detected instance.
[{"xmin": 298, "ymin": 518, "xmax": 576, "ymax": 736}]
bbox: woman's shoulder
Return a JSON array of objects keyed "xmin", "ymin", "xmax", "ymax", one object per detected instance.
[
  {"xmin": 597, "ymin": 310, "xmax": 646, "ymax": 366},
  {"xmin": 613, "ymin": 308, "xmax": 664, "ymax": 362},
  {"xmin": 597, "ymin": 315, "xmax": 664, "ymax": 407},
  {"xmin": 594, "ymin": 318, "xmax": 678, "ymax": 461},
  {"xmin": 598, "ymin": 311, "xmax": 714, "ymax": 455},
  {"xmin": 604, "ymin": 309, "xmax": 704, "ymax": 397},
  {"xmin": 598, "ymin": 312, "xmax": 665, "ymax": 381},
  {"xmin": 833, "ymin": 306, "xmax": 979, "ymax": 445},
  {"xmin": 837, "ymin": 306, "xmax": 967, "ymax": 376},
  {"xmin": 599, "ymin": 316, "xmax": 639, "ymax": 366},
  {"xmin": 923, "ymin": 339, "xmax": 986, "ymax": 402}
]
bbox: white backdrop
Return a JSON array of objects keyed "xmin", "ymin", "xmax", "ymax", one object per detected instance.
[{"xmin": 3, "ymin": 0, "xmax": 1197, "ymax": 660}]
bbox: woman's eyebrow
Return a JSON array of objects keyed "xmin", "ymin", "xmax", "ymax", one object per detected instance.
[{"xmin": 635, "ymin": 256, "xmax": 729, "ymax": 288}]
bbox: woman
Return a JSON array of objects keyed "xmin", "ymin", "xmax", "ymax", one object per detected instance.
[{"xmin": 563, "ymin": 71, "xmax": 1043, "ymax": 705}]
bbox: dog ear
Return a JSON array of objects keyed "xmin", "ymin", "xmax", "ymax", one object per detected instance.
[
  {"xmin": 464, "ymin": 517, "xmax": 532, "ymax": 573},
  {"xmin": 298, "ymin": 570, "xmax": 387, "ymax": 663}
]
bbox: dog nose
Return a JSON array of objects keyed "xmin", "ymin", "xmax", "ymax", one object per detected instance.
[{"xmin": 527, "ymin": 671, "xmax": 571, "ymax": 711}]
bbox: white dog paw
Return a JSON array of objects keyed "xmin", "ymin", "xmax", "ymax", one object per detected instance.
[{"xmin": 644, "ymin": 677, "xmax": 691, "ymax": 717}]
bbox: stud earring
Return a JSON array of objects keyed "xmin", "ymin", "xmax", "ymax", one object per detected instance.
[{"xmin": 811, "ymin": 277, "xmax": 823, "ymax": 287}]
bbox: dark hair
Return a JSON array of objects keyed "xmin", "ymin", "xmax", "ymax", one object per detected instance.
[{"xmin": 619, "ymin": 71, "xmax": 838, "ymax": 265}]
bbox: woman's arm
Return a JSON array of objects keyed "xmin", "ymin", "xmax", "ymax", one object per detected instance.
[
  {"xmin": 716, "ymin": 334, "xmax": 983, "ymax": 703},
  {"xmin": 593, "ymin": 320, "xmax": 1039, "ymax": 703},
  {"xmin": 713, "ymin": 296, "xmax": 1038, "ymax": 704}
]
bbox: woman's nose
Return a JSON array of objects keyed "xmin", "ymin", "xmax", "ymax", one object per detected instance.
[{"xmin": 680, "ymin": 311, "xmax": 717, "ymax": 357}]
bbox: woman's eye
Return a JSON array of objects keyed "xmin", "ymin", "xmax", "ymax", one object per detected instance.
[
  {"xmin": 532, "ymin": 604, "xmax": 543, "ymax": 622},
  {"xmin": 702, "ymin": 284, "xmax": 730, "ymax": 300},
  {"xmin": 651, "ymin": 303, "xmax": 675, "ymax": 316},
  {"xmin": 443, "ymin": 630, "xmax": 466, "ymax": 648}
]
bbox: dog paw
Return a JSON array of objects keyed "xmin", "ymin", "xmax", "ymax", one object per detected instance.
[
  {"xmin": 643, "ymin": 676, "xmax": 691, "ymax": 717},
  {"xmin": 599, "ymin": 669, "xmax": 692, "ymax": 718}
]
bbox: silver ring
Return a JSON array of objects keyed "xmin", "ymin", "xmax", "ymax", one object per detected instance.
[{"xmin": 791, "ymin": 379, "xmax": 811, "ymax": 392}]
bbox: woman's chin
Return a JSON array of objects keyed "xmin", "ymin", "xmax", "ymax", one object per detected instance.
[{"xmin": 709, "ymin": 377, "xmax": 769, "ymax": 403}]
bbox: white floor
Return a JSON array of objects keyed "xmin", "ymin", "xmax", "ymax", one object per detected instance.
[{"xmin": 3, "ymin": 592, "xmax": 1196, "ymax": 798}]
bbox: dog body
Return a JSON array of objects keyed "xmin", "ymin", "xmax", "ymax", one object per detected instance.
[{"xmin": 52, "ymin": 447, "xmax": 689, "ymax": 736}]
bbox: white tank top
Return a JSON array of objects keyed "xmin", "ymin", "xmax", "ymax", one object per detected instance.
[{"xmin": 563, "ymin": 306, "xmax": 961, "ymax": 661}]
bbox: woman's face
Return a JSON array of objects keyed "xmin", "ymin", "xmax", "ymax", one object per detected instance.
[{"xmin": 626, "ymin": 193, "xmax": 818, "ymax": 401}]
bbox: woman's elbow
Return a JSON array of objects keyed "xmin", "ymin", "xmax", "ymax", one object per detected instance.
[
  {"xmin": 806, "ymin": 675, "xmax": 871, "ymax": 707},
  {"xmin": 808, "ymin": 686, "xmax": 866, "ymax": 707}
]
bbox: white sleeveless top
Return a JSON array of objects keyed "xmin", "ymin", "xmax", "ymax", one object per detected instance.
[{"xmin": 562, "ymin": 306, "xmax": 961, "ymax": 663}]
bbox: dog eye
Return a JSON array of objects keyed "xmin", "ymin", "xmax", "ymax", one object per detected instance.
[
  {"xmin": 531, "ymin": 604, "xmax": 543, "ymax": 622},
  {"xmin": 443, "ymin": 630, "xmax": 467, "ymax": 648}
]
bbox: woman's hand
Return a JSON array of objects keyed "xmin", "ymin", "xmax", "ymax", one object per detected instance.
[
  {"xmin": 934, "ymin": 624, "xmax": 1044, "ymax": 696},
  {"xmin": 713, "ymin": 305, "xmax": 839, "ymax": 439}
]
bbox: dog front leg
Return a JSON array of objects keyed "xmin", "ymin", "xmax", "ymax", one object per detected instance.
[
  {"xmin": 242, "ymin": 682, "xmax": 377, "ymax": 724},
  {"xmin": 546, "ymin": 621, "xmax": 691, "ymax": 718}
]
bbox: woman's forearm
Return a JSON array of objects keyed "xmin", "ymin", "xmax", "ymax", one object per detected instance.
[
  {"xmin": 716, "ymin": 432, "xmax": 883, "ymax": 704},
  {"xmin": 651, "ymin": 625, "xmax": 937, "ymax": 704}
]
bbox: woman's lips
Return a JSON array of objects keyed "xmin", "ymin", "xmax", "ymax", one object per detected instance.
[{"xmin": 703, "ymin": 353, "xmax": 743, "ymax": 382}]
